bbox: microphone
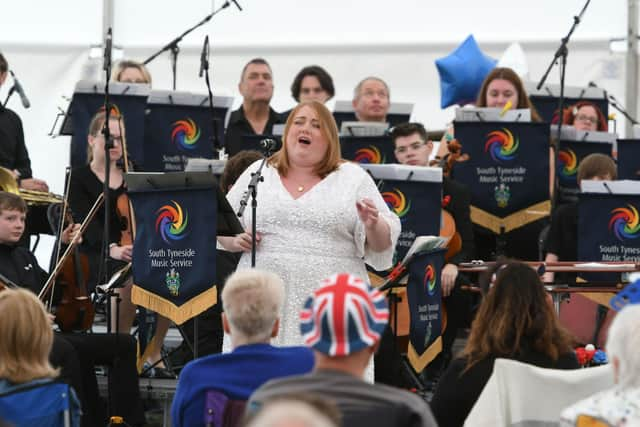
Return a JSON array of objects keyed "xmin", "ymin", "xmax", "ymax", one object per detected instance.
[
  {"xmin": 588, "ymin": 81, "xmax": 598, "ymax": 88},
  {"xmin": 103, "ymin": 27, "xmax": 112, "ymax": 71},
  {"xmin": 230, "ymin": 0, "xmax": 243, "ymax": 11},
  {"xmin": 9, "ymin": 71, "xmax": 30, "ymax": 109},
  {"xmin": 199, "ymin": 35, "xmax": 209, "ymax": 78},
  {"xmin": 259, "ymin": 138, "xmax": 278, "ymax": 151}
]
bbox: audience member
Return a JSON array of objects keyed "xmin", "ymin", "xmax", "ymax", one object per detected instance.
[
  {"xmin": 244, "ymin": 394, "xmax": 341, "ymax": 427},
  {"xmin": 560, "ymin": 304, "xmax": 640, "ymax": 426},
  {"xmin": 248, "ymin": 273, "xmax": 437, "ymax": 427},
  {"xmin": 430, "ymin": 260, "xmax": 579, "ymax": 427},
  {"xmin": 225, "ymin": 58, "xmax": 283, "ymax": 156},
  {"xmin": 352, "ymin": 77, "xmax": 390, "ymax": 123},
  {"xmin": 171, "ymin": 269, "xmax": 314, "ymax": 427},
  {"xmin": 0, "ymin": 288, "xmax": 81, "ymax": 426}
]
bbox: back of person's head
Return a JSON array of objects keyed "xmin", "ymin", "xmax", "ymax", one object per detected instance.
[
  {"xmin": 577, "ymin": 153, "xmax": 617, "ymax": 186},
  {"xmin": 464, "ymin": 261, "xmax": 574, "ymax": 369},
  {"xmin": 606, "ymin": 304, "xmax": 640, "ymax": 388},
  {"xmin": 220, "ymin": 150, "xmax": 263, "ymax": 193},
  {"xmin": 300, "ymin": 273, "xmax": 388, "ymax": 358},
  {"xmin": 0, "ymin": 191, "xmax": 27, "ymax": 215},
  {"xmin": 0, "ymin": 288, "xmax": 58, "ymax": 383},
  {"xmin": 112, "ymin": 59, "xmax": 152, "ymax": 84},
  {"xmin": 390, "ymin": 122, "xmax": 429, "ymax": 146},
  {"xmin": 245, "ymin": 394, "xmax": 341, "ymax": 427},
  {"xmin": 290, "ymin": 65, "xmax": 335, "ymax": 103},
  {"xmin": 222, "ymin": 269, "xmax": 285, "ymax": 344}
]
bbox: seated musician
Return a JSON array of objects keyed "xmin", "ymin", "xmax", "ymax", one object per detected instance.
[
  {"xmin": 543, "ymin": 153, "xmax": 617, "ymax": 283},
  {"xmin": 373, "ymin": 122, "xmax": 475, "ymax": 387},
  {"xmin": 562, "ymin": 101, "xmax": 608, "ymax": 132},
  {"xmin": 112, "ymin": 59, "xmax": 152, "ymax": 84},
  {"xmin": 68, "ymin": 108, "xmax": 173, "ymax": 377},
  {"xmin": 0, "ymin": 52, "xmax": 49, "ymax": 192},
  {"xmin": 0, "ymin": 191, "xmax": 145, "ymax": 426},
  {"xmin": 352, "ymin": 76, "xmax": 391, "ymax": 123}
]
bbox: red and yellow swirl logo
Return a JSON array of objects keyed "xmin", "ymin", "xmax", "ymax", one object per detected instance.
[
  {"xmin": 557, "ymin": 149, "xmax": 578, "ymax": 181},
  {"xmin": 484, "ymin": 128, "xmax": 519, "ymax": 162},
  {"xmin": 155, "ymin": 201, "xmax": 189, "ymax": 244},
  {"xmin": 382, "ymin": 188, "xmax": 410, "ymax": 218},
  {"xmin": 354, "ymin": 146, "xmax": 384, "ymax": 164},
  {"xmin": 424, "ymin": 265, "xmax": 437, "ymax": 296},
  {"xmin": 171, "ymin": 118, "xmax": 200, "ymax": 150},
  {"xmin": 609, "ymin": 204, "xmax": 640, "ymax": 242}
]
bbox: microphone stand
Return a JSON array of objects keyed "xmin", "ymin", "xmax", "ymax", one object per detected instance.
[
  {"xmin": 143, "ymin": 0, "xmax": 241, "ymax": 90},
  {"xmin": 236, "ymin": 149, "xmax": 273, "ymax": 267},
  {"xmin": 200, "ymin": 36, "xmax": 222, "ymax": 158},
  {"xmin": 2, "ymin": 86, "xmax": 15, "ymax": 107},
  {"xmin": 536, "ymin": 0, "xmax": 591, "ymax": 150}
]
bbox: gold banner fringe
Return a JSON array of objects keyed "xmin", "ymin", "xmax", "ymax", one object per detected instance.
[
  {"xmin": 131, "ymin": 284, "xmax": 217, "ymax": 326},
  {"xmin": 470, "ymin": 200, "xmax": 551, "ymax": 234},
  {"xmin": 407, "ymin": 336, "xmax": 442, "ymax": 373}
]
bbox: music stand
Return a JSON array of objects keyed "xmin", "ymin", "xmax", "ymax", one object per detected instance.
[
  {"xmin": 144, "ymin": 91, "xmax": 233, "ymax": 171},
  {"xmin": 525, "ymin": 82, "xmax": 609, "ymax": 123},
  {"xmin": 332, "ymin": 100, "xmax": 413, "ymax": 128},
  {"xmin": 616, "ymin": 139, "xmax": 640, "ymax": 180},
  {"xmin": 340, "ymin": 134, "xmax": 396, "ymax": 165},
  {"xmin": 60, "ymin": 80, "xmax": 150, "ymax": 168}
]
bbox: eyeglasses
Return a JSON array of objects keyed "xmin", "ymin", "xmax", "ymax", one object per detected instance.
[
  {"xmin": 575, "ymin": 114, "xmax": 598, "ymax": 125},
  {"xmin": 394, "ymin": 141, "xmax": 426, "ymax": 154}
]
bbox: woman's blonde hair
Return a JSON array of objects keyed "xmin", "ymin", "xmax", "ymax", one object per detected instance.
[
  {"xmin": 112, "ymin": 60, "xmax": 152, "ymax": 85},
  {"xmin": 0, "ymin": 288, "xmax": 58, "ymax": 383},
  {"xmin": 86, "ymin": 108, "xmax": 125, "ymax": 163},
  {"xmin": 269, "ymin": 101, "xmax": 343, "ymax": 178}
]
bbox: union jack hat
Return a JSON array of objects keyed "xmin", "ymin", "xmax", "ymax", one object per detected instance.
[{"xmin": 300, "ymin": 273, "xmax": 389, "ymax": 357}]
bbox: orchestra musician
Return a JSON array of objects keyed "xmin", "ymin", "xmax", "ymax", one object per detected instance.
[
  {"xmin": 112, "ymin": 59, "xmax": 152, "ymax": 85},
  {"xmin": 0, "ymin": 191, "xmax": 144, "ymax": 427},
  {"xmin": 374, "ymin": 122, "xmax": 475, "ymax": 387},
  {"xmin": 68, "ymin": 108, "xmax": 172, "ymax": 377},
  {"xmin": 561, "ymin": 100, "xmax": 608, "ymax": 132},
  {"xmin": 352, "ymin": 76, "xmax": 391, "ymax": 123}
]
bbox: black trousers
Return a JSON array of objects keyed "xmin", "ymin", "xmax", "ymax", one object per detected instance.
[{"xmin": 50, "ymin": 332, "xmax": 145, "ymax": 427}]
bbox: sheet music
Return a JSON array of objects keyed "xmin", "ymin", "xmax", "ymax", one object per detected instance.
[
  {"xmin": 455, "ymin": 107, "xmax": 531, "ymax": 122},
  {"xmin": 550, "ymin": 125, "xmax": 617, "ymax": 143},
  {"xmin": 581, "ymin": 180, "xmax": 640, "ymax": 194},
  {"xmin": 185, "ymin": 158, "xmax": 227, "ymax": 174},
  {"xmin": 360, "ymin": 163, "xmax": 442, "ymax": 182},
  {"xmin": 400, "ymin": 236, "xmax": 447, "ymax": 265}
]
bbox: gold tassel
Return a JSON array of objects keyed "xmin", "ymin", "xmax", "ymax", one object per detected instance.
[
  {"xmin": 470, "ymin": 200, "xmax": 551, "ymax": 234},
  {"xmin": 131, "ymin": 284, "xmax": 217, "ymax": 326},
  {"xmin": 407, "ymin": 336, "xmax": 442, "ymax": 373}
]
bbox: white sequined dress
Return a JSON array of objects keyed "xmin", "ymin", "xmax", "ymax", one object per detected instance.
[{"xmin": 225, "ymin": 160, "xmax": 401, "ymax": 347}]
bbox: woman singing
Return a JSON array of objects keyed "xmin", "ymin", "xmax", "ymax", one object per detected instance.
[{"xmin": 221, "ymin": 101, "xmax": 401, "ymax": 346}]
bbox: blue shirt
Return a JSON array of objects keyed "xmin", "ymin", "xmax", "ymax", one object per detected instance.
[{"xmin": 171, "ymin": 343, "xmax": 314, "ymax": 427}]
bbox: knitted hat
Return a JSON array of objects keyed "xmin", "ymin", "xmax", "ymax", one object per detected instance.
[{"xmin": 300, "ymin": 273, "xmax": 389, "ymax": 356}]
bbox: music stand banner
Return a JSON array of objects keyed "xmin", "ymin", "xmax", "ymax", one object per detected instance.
[
  {"xmin": 144, "ymin": 104, "xmax": 215, "ymax": 172},
  {"xmin": 406, "ymin": 249, "xmax": 445, "ymax": 373},
  {"xmin": 70, "ymin": 93, "xmax": 147, "ymax": 168},
  {"xmin": 578, "ymin": 193, "xmax": 640, "ymax": 263},
  {"xmin": 556, "ymin": 140, "xmax": 612, "ymax": 204},
  {"xmin": 379, "ymin": 179, "xmax": 441, "ymax": 263},
  {"xmin": 453, "ymin": 121, "xmax": 551, "ymax": 234},
  {"xmin": 129, "ymin": 186, "xmax": 218, "ymax": 324},
  {"xmin": 529, "ymin": 95, "xmax": 609, "ymax": 124},
  {"xmin": 617, "ymin": 139, "xmax": 640, "ymax": 181},
  {"xmin": 340, "ymin": 136, "xmax": 396, "ymax": 165}
]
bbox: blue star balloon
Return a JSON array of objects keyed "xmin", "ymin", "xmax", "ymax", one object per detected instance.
[{"xmin": 435, "ymin": 35, "xmax": 497, "ymax": 108}]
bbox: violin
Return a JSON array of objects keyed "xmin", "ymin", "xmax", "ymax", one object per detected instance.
[
  {"xmin": 115, "ymin": 132, "xmax": 135, "ymax": 248},
  {"xmin": 39, "ymin": 192, "xmax": 104, "ymax": 331}
]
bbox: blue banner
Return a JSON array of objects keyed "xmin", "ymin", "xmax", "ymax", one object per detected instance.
[
  {"xmin": 617, "ymin": 139, "xmax": 640, "ymax": 181},
  {"xmin": 452, "ymin": 121, "xmax": 550, "ymax": 234},
  {"xmin": 340, "ymin": 136, "xmax": 396, "ymax": 165},
  {"xmin": 144, "ymin": 104, "xmax": 216, "ymax": 172},
  {"xmin": 578, "ymin": 193, "xmax": 640, "ymax": 282},
  {"xmin": 556, "ymin": 140, "xmax": 612, "ymax": 204},
  {"xmin": 70, "ymin": 93, "xmax": 147, "ymax": 168},
  {"xmin": 129, "ymin": 187, "xmax": 218, "ymax": 324},
  {"xmin": 406, "ymin": 249, "xmax": 445, "ymax": 373}
]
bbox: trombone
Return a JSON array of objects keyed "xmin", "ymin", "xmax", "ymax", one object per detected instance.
[{"xmin": 0, "ymin": 167, "xmax": 62, "ymax": 205}]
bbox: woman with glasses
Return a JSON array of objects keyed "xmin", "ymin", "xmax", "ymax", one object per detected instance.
[{"xmin": 562, "ymin": 101, "xmax": 608, "ymax": 132}]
